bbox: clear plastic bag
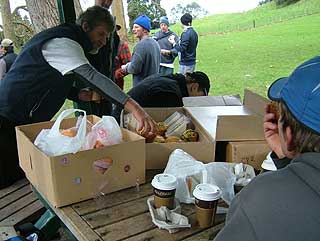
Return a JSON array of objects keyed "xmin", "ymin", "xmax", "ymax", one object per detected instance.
[{"xmin": 34, "ymin": 109, "xmax": 87, "ymax": 156}]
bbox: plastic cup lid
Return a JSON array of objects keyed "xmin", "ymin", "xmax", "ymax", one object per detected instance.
[
  {"xmin": 193, "ymin": 183, "xmax": 221, "ymax": 201},
  {"xmin": 151, "ymin": 173, "xmax": 177, "ymax": 191},
  {"xmin": 261, "ymin": 152, "xmax": 277, "ymax": 171}
]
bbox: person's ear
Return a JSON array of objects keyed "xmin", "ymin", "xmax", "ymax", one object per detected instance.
[
  {"xmin": 82, "ymin": 22, "xmax": 90, "ymax": 32},
  {"xmin": 285, "ymin": 126, "xmax": 296, "ymax": 156}
]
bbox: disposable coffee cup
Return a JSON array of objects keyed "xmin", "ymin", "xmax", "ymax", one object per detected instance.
[
  {"xmin": 193, "ymin": 183, "xmax": 221, "ymax": 228},
  {"xmin": 151, "ymin": 173, "xmax": 177, "ymax": 209}
]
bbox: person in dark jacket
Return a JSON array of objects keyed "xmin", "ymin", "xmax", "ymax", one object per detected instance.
[
  {"xmin": 0, "ymin": 3, "xmax": 156, "ymax": 189},
  {"xmin": 214, "ymin": 56, "xmax": 320, "ymax": 241},
  {"xmin": 153, "ymin": 16, "xmax": 179, "ymax": 75},
  {"xmin": 0, "ymin": 38, "xmax": 17, "ymax": 80},
  {"xmin": 112, "ymin": 71, "xmax": 210, "ymax": 122},
  {"xmin": 169, "ymin": 13, "xmax": 198, "ymax": 74}
]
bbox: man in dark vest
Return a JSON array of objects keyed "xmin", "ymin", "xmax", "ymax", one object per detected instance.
[
  {"xmin": 0, "ymin": 3, "xmax": 156, "ymax": 189},
  {"xmin": 0, "ymin": 38, "xmax": 17, "ymax": 80},
  {"xmin": 112, "ymin": 71, "xmax": 210, "ymax": 122}
]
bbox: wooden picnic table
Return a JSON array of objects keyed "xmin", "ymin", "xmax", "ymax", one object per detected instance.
[{"xmin": 34, "ymin": 170, "xmax": 226, "ymax": 241}]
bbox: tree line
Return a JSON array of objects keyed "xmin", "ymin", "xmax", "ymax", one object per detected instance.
[{"xmin": 0, "ymin": 0, "xmax": 208, "ymax": 47}]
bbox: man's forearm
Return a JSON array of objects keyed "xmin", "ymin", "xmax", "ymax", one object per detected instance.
[{"xmin": 73, "ymin": 63, "xmax": 129, "ymax": 107}]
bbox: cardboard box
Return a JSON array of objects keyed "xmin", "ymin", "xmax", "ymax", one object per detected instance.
[
  {"xmin": 226, "ymin": 141, "xmax": 271, "ymax": 170},
  {"xmin": 184, "ymin": 89, "xmax": 270, "ymax": 161},
  {"xmin": 123, "ymin": 107, "xmax": 215, "ymax": 169},
  {"xmin": 16, "ymin": 115, "xmax": 145, "ymax": 208}
]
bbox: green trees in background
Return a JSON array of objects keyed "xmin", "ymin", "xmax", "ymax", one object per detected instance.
[
  {"xmin": 170, "ymin": 2, "xmax": 209, "ymax": 24},
  {"xmin": 127, "ymin": 0, "xmax": 166, "ymax": 30}
]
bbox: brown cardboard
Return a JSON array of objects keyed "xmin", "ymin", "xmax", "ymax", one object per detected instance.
[
  {"xmin": 16, "ymin": 115, "xmax": 145, "ymax": 208},
  {"xmin": 185, "ymin": 89, "xmax": 270, "ymax": 142},
  {"xmin": 184, "ymin": 89, "xmax": 270, "ymax": 161},
  {"xmin": 123, "ymin": 107, "xmax": 215, "ymax": 169},
  {"xmin": 226, "ymin": 141, "xmax": 271, "ymax": 170}
]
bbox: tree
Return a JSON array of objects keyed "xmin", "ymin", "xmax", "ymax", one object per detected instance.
[
  {"xmin": 0, "ymin": 0, "xmax": 16, "ymax": 42},
  {"xmin": 25, "ymin": 0, "xmax": 82, "ymax": 33},
  {"xmin": 111, "ymin": 0, "xmax": 128, "ymax": 40},
  {"xmin": 170, "ymin": 2, "xmax": 209, "ymax": 23},
  {"xmin": 127, "ymin": 0, "xmax": 166, "ymax": 31}
]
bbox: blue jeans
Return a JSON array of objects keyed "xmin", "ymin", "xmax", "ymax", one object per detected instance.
[{"xmin": 178, "ymin": 64, "xmax": 196, "ymax": 75}]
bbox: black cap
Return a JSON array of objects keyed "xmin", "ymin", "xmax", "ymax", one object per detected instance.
[
  {"xmin": 187, "ymin": 71, "xmax": 210, "ymax": 95},
  {"xmin": 181, "ymin": 13, "xmax": 192, "ymax": 26}
]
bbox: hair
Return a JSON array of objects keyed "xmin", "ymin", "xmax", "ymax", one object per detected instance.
[
  {"xmin": 76, "ymin": 6, "xmax": 114, "ymax": 33},
  {"xmin": 279, "ymin": 101, "xmax": 320, "ymax": 153},
  {"xmin": 185, "ymin": 73, "xmax": 201, "ymax": 91}
]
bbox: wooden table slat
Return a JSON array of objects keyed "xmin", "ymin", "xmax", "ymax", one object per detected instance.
[
  {"xmin": 95, "ymin": 203, "xmax": 195, "ymax": 241},
  {"xmin": 122, "ymin": 213, "xmax": 225, "ymax": 241},
  {"xmin": 0, "ymin": 179, "xmax": 29, "ymax": 199},
  {"xmin": 73, "ymin": 183, "xmax": 153, "ymax": 216},
  {"xmin": 53, "ymin": 206, "xmax": 103, "ymax": 241},
  {"xmin": 0, "ymin": 200, "xmax": 45, "ymax": 226},
  {"xmin": 0, "ymin": 192, "xmax": 39, "ymax": 222},
  {"xmin": 0, "ymin": 185, "xmax": 33, "ymax": 209},
  {"xmin": 83, "ymin": 195, "xmax": 150, "ymax": 228}
]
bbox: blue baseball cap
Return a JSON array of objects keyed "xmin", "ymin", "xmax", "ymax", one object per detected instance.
[{"xmin": 268, "ymin": 56, "xmax": 320, "ymax": 134}]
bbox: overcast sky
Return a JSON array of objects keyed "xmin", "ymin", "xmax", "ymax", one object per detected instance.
[{"xmin": 6, "ymin": 0, "xmax": 261, "ymax": 25}]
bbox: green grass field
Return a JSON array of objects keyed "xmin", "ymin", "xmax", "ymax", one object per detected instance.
[{"xmin": 61, "ymin": 0, "xmax": 320, "ymax": 115}]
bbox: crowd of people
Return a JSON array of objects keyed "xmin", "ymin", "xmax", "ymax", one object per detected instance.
[{"xmin": 0, "ymin": 0, "xmax": 319, "ymax": 240}]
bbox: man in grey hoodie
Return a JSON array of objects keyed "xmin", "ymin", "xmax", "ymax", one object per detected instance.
[{"xmin": 214, "ymin": 56, "xmax": 320, "ymax": 241}]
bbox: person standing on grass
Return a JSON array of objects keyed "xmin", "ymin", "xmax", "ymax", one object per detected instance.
[
  {"xmin": 0, "ymin": 4, "xmax": 156, "ymax": 189},
  {"xmin": 169, "ymin": 13, "xmax": 198, "ymax": 75},
  {"xmin": 153, "ymin": 16, "xmax": 179, "ymax": 75},
  {"xmin": 114, "ymin": 24, "xmax": 131, "ymax": 90},
  {"xmin": 214, "ymin": 56, "xmax": 320, "ymax": 241},
  {"xmin": 121, "ymin": 15, "xmax": 161, "ymax": 87}
]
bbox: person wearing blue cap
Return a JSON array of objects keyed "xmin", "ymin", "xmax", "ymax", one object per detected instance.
[
  {"xmin": 121, "ymin": 14, "xmax": 160, "ymax": 87},
  {"xmin": 153, "ymin": 16, "xmax": 179, "ymax": 75},
  {"xmin": 214, "ymin": 56, "xmax": 320, "ymax": 241}
]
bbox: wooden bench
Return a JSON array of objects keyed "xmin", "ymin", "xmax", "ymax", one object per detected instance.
[{"xmin": 0, "ymin": 178, "xmax": 45, "ymax": 228}]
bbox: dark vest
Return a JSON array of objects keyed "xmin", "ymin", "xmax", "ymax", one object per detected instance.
[
  {"xmin": 0, "ymin": 23, "xmax": 93, "ymax": 124},
  {"xmin": 3, "ymin": 52, "xmax": 17, "ymax": 72}
]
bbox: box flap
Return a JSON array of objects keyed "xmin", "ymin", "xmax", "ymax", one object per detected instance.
[
  {"xmin": 183, "ymin": 95, "xmax": 242, "ymax": 107},
  {"xmin": 216, "ymin": 115, "xmax": 264, "ymax": 141},
  {"xmin": 243, "ymin": 89, "xmax": 270, "ymax": 117}
]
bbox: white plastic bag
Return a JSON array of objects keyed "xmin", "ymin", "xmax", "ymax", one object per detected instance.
[
  {"xmin": 82, "ymin": 116, "xmax": 122, "ymax": 150},
  {"xmin": 164, "ymin": 149, "xmax": 208, "ymax": 204},
  {"xmin": 34, "ymin": 109, "xmax": 87, "ymax": 156},
  {"xmin": 163, "ymin": 149, "xmax": 256, "ymax": 205}
]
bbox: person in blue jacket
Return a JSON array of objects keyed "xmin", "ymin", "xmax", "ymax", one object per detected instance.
[{"xmin": 169, "ymin": 13, "xmax": 198, "ymax": 74}]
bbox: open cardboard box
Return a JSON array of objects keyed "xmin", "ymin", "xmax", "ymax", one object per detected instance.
[
  {"xmin": 122, "ymin": 107, "xmax": 215, "ymax": 169},
  {"xmin": 16, "ymin": 115, "xmax": 145, "ymax": 208},
  {"xmin": 184, "ymin": 89, "xmax": 270, "ymax": 167}
]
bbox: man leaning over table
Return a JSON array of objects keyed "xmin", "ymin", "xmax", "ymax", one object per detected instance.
[
  {"xmin": 214, "ymin": 56, "xmax": 320, "ymax": 241},
  {"xmin": 0, "ymin": 0, "xmax": 156, "ymax": 189}
]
